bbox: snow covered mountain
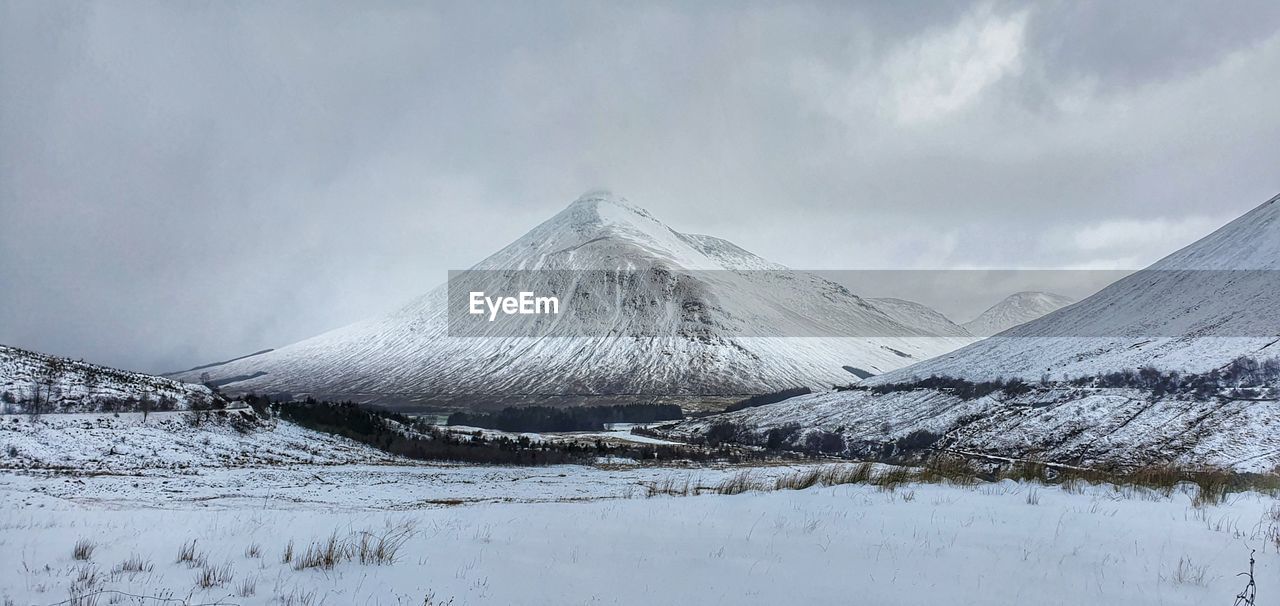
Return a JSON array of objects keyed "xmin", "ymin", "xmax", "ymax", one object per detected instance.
[
  {"xmin": 659, "ymin": 192, "xmax": 1280, "ymax": 471},
  {"xmin": 868, "ymin": 298, "xmax": 972, "ymax": 338},
  {"xmin": 961, "ymin": 291, "xmax": 1074, "ymax": 337},
  {"xmin": 170, "ymin": 191, "xmax": 974, "ymax": 407},
  {"xmin": 872, "ymin": 192, "xmax": 1280, "ymax": 383},
  {"xmin": 1, "ymin": 344, "xmax": 222, "ymax": 413}
]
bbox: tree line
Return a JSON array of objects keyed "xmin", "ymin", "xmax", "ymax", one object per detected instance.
[
  {"xmin": 839, "ymin": 355, "xmax": 1280, "ymax": 402},
  {"xmin": 260, "ymin": 396, "xmax": 764, "ymax": 466},
  {"xmin": 446, "ymin": 403, "xmax": 683, "ymax": 432}
]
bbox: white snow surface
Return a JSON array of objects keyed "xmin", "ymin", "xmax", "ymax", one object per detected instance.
[
  {"xmin": 169, "ymin": 192, "xmax": 973, "ymax": 404},
  {"xmin": 1, "ymin": 464, "xmax": 1275, "ymax": 605},
  {"xmin": 961, "ymin": 291, "xmax": 1075, "ymax": 337},
  {"xmin": 871, "ymin": 192, "xmax": 1280, "ymax": 383},
  {"xmin": 0, "ymin": 345, "xmax": 221, "ymax": 413}
]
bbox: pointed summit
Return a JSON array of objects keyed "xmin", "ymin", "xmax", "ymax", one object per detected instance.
[
  {"xmin": 962, "ymin": 291, "xmax": 1075, "ymax": 337},
  {"xmin": 170, "ymin": 191, "xmax": 974, "ymax": 407}
]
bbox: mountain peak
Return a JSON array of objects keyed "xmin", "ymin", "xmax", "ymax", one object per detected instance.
[
  {"xmin": 563, "ymin": 190, "xmax": 660, "ymax": 226},
  {"xmin": 962, "ymin": 291, "xmax": 1074, "ymax": 337}
]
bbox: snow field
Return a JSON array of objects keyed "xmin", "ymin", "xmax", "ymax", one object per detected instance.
[{"xmin": 2, "ymin": 468, "xmax": 1276, "ymax": 605}]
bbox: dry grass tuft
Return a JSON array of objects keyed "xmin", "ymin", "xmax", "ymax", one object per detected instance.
[
  {"xmin": 72, "ymin": 538, "xmax": 96, "ymax": 561},
  {"xmin": 294, "ymin": 532, "xmax": 351, "ymax": 571},
  {"xmin": 870, "ymin": 466, "xmax": 916, "ymax": 491},
  {"xmin": 194, "ymin": 562, "xmax": 233, "ymax": 589},
  {"xmin": 715, "ymin": 470, "xmax": 765, "ymax": 495},
  {"xmin": 112, "ymin": 554, "xmax": 153, "ymax": 574},
  {"xmin": 643, "ymin": 475, "xmax": 696, "ymax": 497},
  {"xmin": 176, "ymin": 539, "xmax": 207, "ymax": 568},
  {"xmin": 67, "ymin": 565, "xmax": 102, "ymax": 606},
  {"xmin": 356, "ymin": 521, "xmax": 416, "ymax": 565}
]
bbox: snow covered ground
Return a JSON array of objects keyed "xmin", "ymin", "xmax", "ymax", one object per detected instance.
[{"xmin": 1, "ymin": 463, "xmax": 1276, "ymax": 606}]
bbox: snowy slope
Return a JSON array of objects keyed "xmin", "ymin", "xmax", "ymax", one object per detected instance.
[
  {"xmin": 871, "ymin": 192, "xmax": 1280, "ymax": 383},
  {"xmin": 1, "ymin": 344, "xmax": 223, "ymax": 413},
  {"xmin": 665, "ymin": 387, "xmax": 1280, "ymax": 472},
  {"xmin": 661, "ymin": 193, "xmax": 1280, "ymax": 470},
  {"xmin": 869, "ymin": 298, "xmax": 973, "ymax": 338},
  {"xmin": 171, "ymin": 192, "xmax": 974, "ymax": 406},
  {"xmin": 0, "ymin": 411, "xmax": 398, "ymax": 471},
  {"xmin": 961, "ymin": 291, "xmax": 1075, "ymax": 337}
]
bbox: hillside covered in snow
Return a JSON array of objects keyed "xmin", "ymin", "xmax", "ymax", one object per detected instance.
[
  {"xmin": 170, "ymin": 192, "xmax": 974, "ymax": 407},
  {"xmin": 1, "ymin": 344, "xmax": 223, "ymax": 414},
  {"xmin": 661, "ymin": 193, "xmax": 1280, "ymax": 472},
  {"xmin": 961, "ymin": 291, "xmax": 1075, "ymax": 337},
  {"xmin": 872, "ymin": 192, "xmax": 1280, "ymax": 383}
]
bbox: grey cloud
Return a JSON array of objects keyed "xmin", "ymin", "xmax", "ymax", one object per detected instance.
[{"xmin": 2, "ymin": 1, "xmax": 1278, "ymax": 372}]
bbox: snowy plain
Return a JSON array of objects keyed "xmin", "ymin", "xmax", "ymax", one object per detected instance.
[
  {"xmin": 0, "ymin": 399, "xmax": 1275, "ymax": 604},
  {"xmin": 2, "ymin": 463, "xmax": 1276, "ymax": 606}
]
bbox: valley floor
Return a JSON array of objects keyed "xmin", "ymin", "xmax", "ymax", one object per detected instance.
[{"xmin": 2, "ymin": 461, "xmax": 1277, "ymax": 606}]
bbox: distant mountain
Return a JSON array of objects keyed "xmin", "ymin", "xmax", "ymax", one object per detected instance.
[
  {"xmin": 170, "ymin": 191, "xmax": 973, "ymax": 408},
  {"xmin": 873, "ymin": 193, "xmax": 1280, "ymax": 383},
  {"xmin": 1, "ymin": 344, "xmax": 221, "ymax": 413},
  {"xmin": 868, "ymin": 298, "xmax": 973, "ymax": 338},
  {"xmin": 961, "ymin": 291, "xmax": 1075, "ymax": 337}
]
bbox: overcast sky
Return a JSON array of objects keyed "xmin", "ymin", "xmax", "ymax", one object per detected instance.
[{"xmin": 3, "ymin": 1, "xmax": 1280, "ymax": 373}]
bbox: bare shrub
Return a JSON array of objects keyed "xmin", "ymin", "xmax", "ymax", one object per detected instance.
[
  {"xmin": 1235, "ymin": 550, "xmax": 1256, "ymax": 606},
  {"xmin": 72, "ymin": 538, "xmax": 96, "ymax": 561}
]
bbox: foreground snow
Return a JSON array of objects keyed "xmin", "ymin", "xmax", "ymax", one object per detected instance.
[{"xmin": 1, "ymin": 464, "xmax": 1275, "ymax": 605}]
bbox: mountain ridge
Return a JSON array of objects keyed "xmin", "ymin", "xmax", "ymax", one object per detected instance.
[{"xmin": 870, "ymin": 192, "xmax": 1280, "ymax": 383}]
